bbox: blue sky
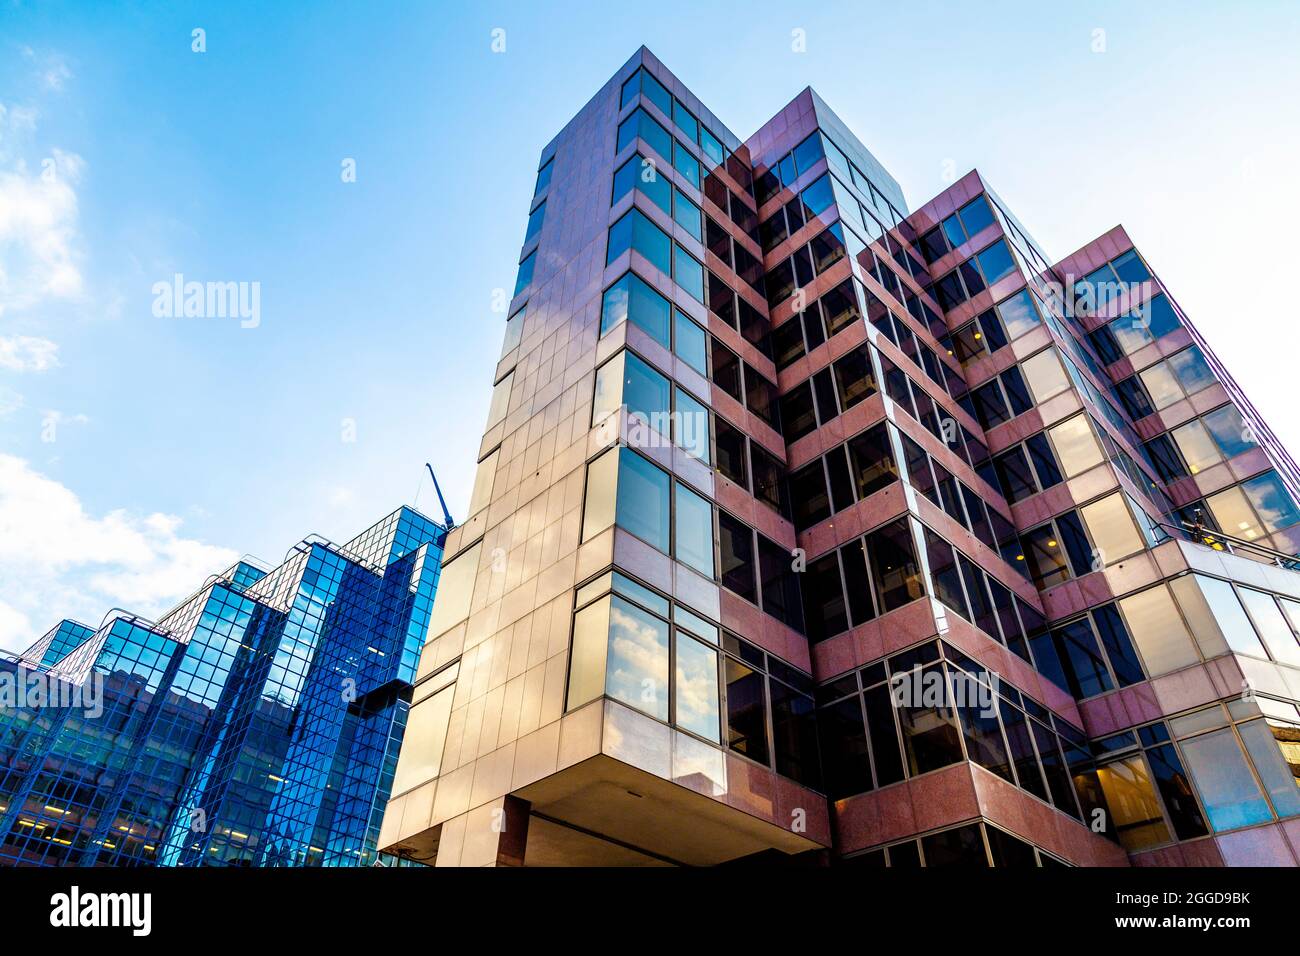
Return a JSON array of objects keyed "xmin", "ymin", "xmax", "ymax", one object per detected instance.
[{"xmin": 1, "ymin": 0, "xmax": 1297, "ymax": 653}]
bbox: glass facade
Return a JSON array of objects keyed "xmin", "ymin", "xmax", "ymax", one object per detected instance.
[{"xmin": 0, "ymin": 507, "xmax": 446, "ymax": 867}]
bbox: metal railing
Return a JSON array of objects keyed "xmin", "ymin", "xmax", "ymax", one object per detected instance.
[{"xmin": 1156, "ymin": 515, "xmax": 1300, "ymax": 571}]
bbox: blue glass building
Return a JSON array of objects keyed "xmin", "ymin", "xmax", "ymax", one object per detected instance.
[{"xmin": 0, "ymin": 506, "xmax": 446, "ymax": 867}]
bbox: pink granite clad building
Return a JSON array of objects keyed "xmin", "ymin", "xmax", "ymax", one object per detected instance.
[{"xmin": 379, "ymin": 49, "xmax": 1300, "ymax": 867}]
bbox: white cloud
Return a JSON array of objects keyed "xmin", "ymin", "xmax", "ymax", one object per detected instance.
[
  {"xmin": 0, "ymin": 103, "xmax": 39, "ymax": 152},
  {"xmin": 40, "ymin": 409, "xmax": 88, "ymax": 426},
  {"xmin": 0, "ymin": 455, "xmax": 238, "ymax": 645},
  {"xmin": 0, "ymin": 334, "xmax": 59, "ymax": 371},
  {"xmin": 0, "ymin": 600, "xmax": 32, "ymax": 655},
  {"xmin": 0, "ymin": 146, "xmax": 85, "ymax": 313},
  {"xmin": 20, "ymin": 46, "xmax": 73, "ymax": 93},
  {"xmin": 0, "ymin": 385, "xmax": 23, "ymax": 417}
]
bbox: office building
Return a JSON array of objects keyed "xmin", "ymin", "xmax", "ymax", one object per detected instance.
[{"xmin": 379, "ymin": 48, "xmax": 1300, "ymax": 866}]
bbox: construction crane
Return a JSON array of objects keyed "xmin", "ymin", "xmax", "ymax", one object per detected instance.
[{"xmin": 424, "ymin": 463, "xmax": 456, "ymax": 531}]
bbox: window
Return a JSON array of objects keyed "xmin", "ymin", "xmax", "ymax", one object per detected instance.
[
  {"xmin": 673, "ymin": 310, "xmax": 707, "ymax": 375},
  {"xmin": 924, "ymin": 529, "xmax": 968, "ymax": 621},
  {"xmin": 949, "ymin": 310, "xmax": 1007, "ymax": 366},
  {"xmin": 1110, "ymin": 294, "xmax": 1180, "ymax": 354},
  {"xmin": 607, "ymin": 207, "xmax": 670, "ymax": 275},
  {"xmin": 425, "ymin": 542, "xmax": 481, "ymax": 641},
  {"xmin": 1023, "ymin": 433, "xmax": 1063, "ymax": 489},
  {"xmin": 582, "ymin": 447, "xmax": 619, "ymax": 541},
  {"xmin": 790, "ymin": 460, "xmax": 831, "ymax": 531},
  {"xmin": 810, "ymin": 224, "xmax": 846, "ymax": 273},
  {"xmin": 869, "ymin": 519, "xmax": 922, "ymax": 611},
  {"xmin": 533, "ymin": 157, "xmax": 553, "ymax": 197},
  {"xmin": 467, "ymin": 449, "xmax": 498, "ymax": 518},
  {"xmin": 895, "ymin": 663, "xmax": 964, "ymax": 775},
  {"xmin": 1238, "ymin": 588, "xmax": 1300, "ymax": 667},
  {"xmin": 863, "ymin": 682, "xmax": 905, "ymax": 786},
  {"xmin": 800, "ymin": 174, "xmax": 835, "ymax": 218},
  {"xmin": 710, "ymin": 339, "xmax": 741, "ymax": 402},
  {"xmin": 672, "ymin": 140, "xmax": 700, "ymax": 188},
  {"xmin": 718, "ymin": 511, "xmax": 756, "ymax": 602},
  {"xmin": 485, "ymin": 371, "xmax": 513, "ymax": 429},
  {"xmin": 581, "ymin": 446, "xmax": 673, "ymax": 553},
  {"xmin": 957, "ymin": 195, "xmax": 996, "ymax": 238},
  {"xmin": 616, "ymin": 107, "xmax": 672, "ymax": 164},
  {"xmin": 833, "ymin": 344, "xmax": 877, "ymax": 410},
  {"xmin": 770, "ymin": 678, "xmax": 820, "ymax": 786},
  {"xmin": 972, "ymin": 380, "xmax": 1011, "ymax": 430},
  {"xmin": 1079, "ymin": 494, "xmax": 1144, "ymax": 566},
  {"xmin": 523, "ymin": 200, "xmax": 546, "ymax": 244},
  {"xmin": 591, "ymin": 352, "xmax": 624, "ymax": 426},
  {"xmin": 975, "ymin": 239, "xmax": 1016, "ymax": 285},
  {"xmin": 571, "ymin": 594, "xmax": 670, "ymax": 722},
  {"xmin": 802, "ymin": 553, "xmax": 848, "ymax": 643},
  {"xmin": 1243, "ymin": 471, "xmax": 1300, "ymax": 533},
  {"xmin": 392, "ymin": 684, "xmax": 455, "ymax": 795},
  {"xmin": 1115, "ymin": 376, "xmax": 1155, "ymax": 420},
  {"xmin": 725, "ymin": 657, "xmax": 768, "ymax": 764},
  {"xmin": 672, "ymin": 98, "xmax": 698, "ymax": 143},
  {"xmin": 954, "ymin": 682, "xmax": 1014, "ymax": 782},
  {"xmin": 1202, "ymin": 404, "xmax": 1255, "ymax": 459},
  {"xmin": 675, "ymin": 633, "xmax": 720, "ymax": 741},
  {"xmin": 1120, "ymin": 585, "xmax": 1199, "ymax": 676},
  {"xmin": 673, "ymin": 189, "xmax": 702, "ymax": 239},
  {"xmin": 1207, "ymin": 484, "xmax": 1265, "ymax": 542},
  {"xmin": 1179, "ymin": 729, "xmax": 1273, "ymax": 832},
  {"xmin": 568, "ymin": 576, "xmax": 731, "ymax": 749},
  {"xmin": 700, "ymin": 127, "xmax": 724, "ymax": 168},
  {"xmin": 620, "ymin": 67, "xmax": 672, "ymax": 117},
  {"xmin": 514, "ymin": 251, "xmax": 536, "ymax": 297},
  {"xmin": 1171, "ymin": 419, "xmax": 1221, "ymax": 474},
  {"xmin": 744, "ymin": 365, "xmax": 780, "ymax": 431},
  {"xmin": 1020, "ymin": 523, "xmax": 1070, "ymax": 588},
  {"xmin": 618, "ymin": 449, "xmax": 670, "ymax": 551},
  {"xmin": 675, "ymin": 387, "xmax": 711, "ymax": 464},
  {"xmin": 750, "ymin": 444, "xmax": 788, "ymax": 516},
  {"xmin": 994, "ymin": 446, "xmax": 1036, "ymax": 502},
  {"xmin": 1040, "ymin": 619, "xmax": 1113, "ymax": 699},
  {"xmin": 758, "ymin": 536, "xmax": 803, "ymax": 631},
  {"xmin": 1208, "ymin": 472, "xmax": 1300, "ymax": 541},
  {"xmin": 593, "ymin": 351, "xmax": 671, "ymax": 433},
  {"xmin": 1094, "ymin": 755, "xmax": 1170, "ymax": 851},
  {"xmin": 995, "ymin": 289, "xmax": 1041, "ymax": 339},
  {"xmin": 673, "ymin": 245, "xmax": 704, "ymax": 302},
  {"xmin": 1237, "ymin": 719, "xmax": 1300, "ymax": 819},
  {"xmin": 612, "ymin": 153, "xmax": 670, "ymax": 213},
  {"xmin": 600, "ymin": 272, "xmax": 670, "ymax": 348},
  {"xmin": 501, "ymin": 305, "xmax": 525, "ymax": 356},
  {"xmin": 847, "ymin": 424, "xmax": 897, "ymax": 499},
  {"xmin": 1139, "ymin": 346, "xmax": 1216, "ymax": 410},
  {"xmin": 714, "ymin": 417, "xmax": 747, "ymax": 488},
  {"xmin": 1171, "ymin": 574, "xmax": 1264, "ymax": 659},
  {"xmin": 819, "ymin": 696, "xmax": 871, "ymax": 797},
  {"xmin": 1049, "ymin": 415, "xmax": 1104, "ymax": 477},
  {"xmin": 821, "ymin": 280, "xmax": 861, "ymax": 336},
  {"xmin": 674, "ymin": 483, "xmax": 714, "ymax": 578},
  {"xmin": 1021, "ymin": 349, "xmax": 1070, "ymax": 404}
]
